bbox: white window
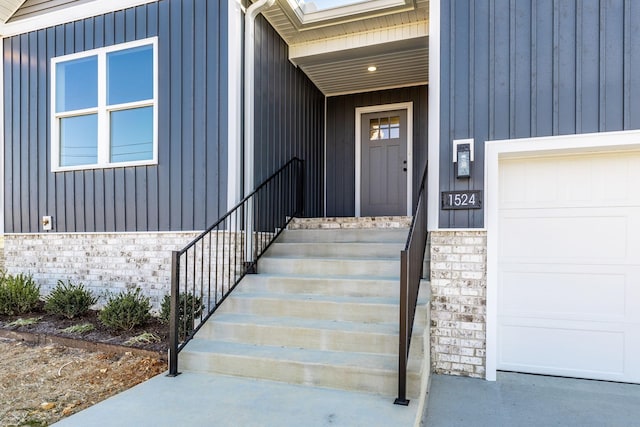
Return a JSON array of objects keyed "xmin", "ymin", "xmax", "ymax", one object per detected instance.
[{"xmin": 51, "ymin": 38, "xmax": 158, "ymax": 171}]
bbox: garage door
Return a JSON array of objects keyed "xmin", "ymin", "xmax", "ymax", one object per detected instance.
[{"xmin": 498, "ymin": 150, "xmax": 640, "ymax": 383}]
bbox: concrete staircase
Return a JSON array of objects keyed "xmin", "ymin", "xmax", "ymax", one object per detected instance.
[{"xmin": 179, "ymin": 218, "xmax": 430, "ymax": 400}]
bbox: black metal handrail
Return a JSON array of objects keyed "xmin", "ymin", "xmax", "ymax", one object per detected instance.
[
  {"xmin": 168, "ymin": 157, "xmax": 305, "ymax": 376},
  {"xmin": 395, "ymin": 162, "xmax": 428, "ymax": 405}
]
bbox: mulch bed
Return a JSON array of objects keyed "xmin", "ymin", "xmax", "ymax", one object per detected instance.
[{"xmin": 0, "ymin": 309, "xmax": 169, "ymax": 357}]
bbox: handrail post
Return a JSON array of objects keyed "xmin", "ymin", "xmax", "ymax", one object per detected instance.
[
  {"xmin": 395, "ymin": 250, "xmax": 410, "ymax": 405},
  {"xmin": 298, "ymin": 159, "xmax": 305, "ymax": 216},
  {"xmin": 245, "ymin": 196, "xmax": 255, "ymax": 272},
  {"xmin": 167, "ymin": 250, "xmax": 181, "ymax": 377}
]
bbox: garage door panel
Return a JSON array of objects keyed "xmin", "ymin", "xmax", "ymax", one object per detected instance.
[
  {"xmin": 500, "ymin": 153, "xmax": 640, "ymax": 208},
  {"xmin": 500, "ymin": 214, "xmax": 628, "ymax": 261},
  {"xmin": 499, "ymin": 324, "xmax": 625, "ymax": 378},
  {"xmin": 500, "ymin": 270, "xmax": 626, "ymax": 320}
]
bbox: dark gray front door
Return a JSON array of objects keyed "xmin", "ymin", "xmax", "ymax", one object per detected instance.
[{"xmin": 361, "ymin": 109, "xmax": 408, "ymax": 216}]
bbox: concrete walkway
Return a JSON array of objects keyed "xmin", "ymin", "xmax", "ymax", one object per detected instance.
[
  {"xmin": 53, "ymin": 371, "xmax": 420, "ymax": 427},
  {"xmin": 422, "ymin": 372, "xmax": 640, "ymax": 427}
]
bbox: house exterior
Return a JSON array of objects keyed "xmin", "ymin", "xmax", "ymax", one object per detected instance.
[{"xmin": 1, "ymin": 0, "xmax": 639, "ymax": 387}]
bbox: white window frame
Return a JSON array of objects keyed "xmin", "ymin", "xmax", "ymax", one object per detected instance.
[{"xmin": 50, "ymin": 37, "xmax": 158, "ymax": 172}]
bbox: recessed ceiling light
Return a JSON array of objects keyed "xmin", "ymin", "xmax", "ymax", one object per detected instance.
[{"xmin": 367, "ymin": 66, "xmax": 377, "ymax": 72}]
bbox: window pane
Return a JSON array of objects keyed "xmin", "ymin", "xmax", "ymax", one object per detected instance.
[
  {"xmin": 108, "ymin": 45, "xmax": 153, "ymax": 105},
  {"xmin": 370, "ymin": 118, "xmax": 380, "ymax": 140},
  {"xmin": 389, "ymin": 116, "xmax": 400, "ymax": 139},
  {"xmin": 110, "ymin": 106, "xmax": 153, "ymax": 163},
  {"xmin": 60, "ymin": 114, "xmax": 98, "ymax": 166},
  {"xmin": 56, "ymin": 56, "xmax": 98, "ymax": 112}
]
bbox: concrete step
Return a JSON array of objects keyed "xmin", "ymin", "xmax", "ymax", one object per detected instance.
[
  {"xmin": 277, "ymin": 228, "xmax": 408, "ymax": 244},
  {"xmin": 265, "ymin": 242, "xmax": 404, "ymax": 259},
  {"xmin": 216, "ymin": 291, "xmax": 429, "ymax": 324},
  {"xmin": 258, "ymin": 256, "xmax": 400, "ymax": 277},
  {"xmin": 181, "ymin": 224, "xmax": 430, "ymax": 400},
  {"xmin": 237, "ymin": 274, "xmax": 401, "ymax": 298},
  {"xmin": 197, "ymin": 313, "xmax": 426, "ymax": 356},
  {"xmin": 179, "ymin": 340, "xmax": 423, "ymax": 398}
]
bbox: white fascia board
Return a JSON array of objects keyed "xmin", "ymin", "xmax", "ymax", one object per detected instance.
[
  {"xmin": 427, "ymin": 0, "xmax": 440, "ymax": 231},
  {"xmin": 289, "ymin": 21, "xmax": 428, "ymax": 64},
  {"xmin": 0, "ymin": 0, "xmax": 158, "ymax": 37}
]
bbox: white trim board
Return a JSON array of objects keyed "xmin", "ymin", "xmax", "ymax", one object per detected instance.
[
  {"xmin": 426, "ymin": 0, "xmax": 440, "ymax": 231},
  {"xmin": 354, "ymin": 101, "xmax": 413, "ymax": 217},
  {"xmin": 484, "ymin": 128, "xmax": 640, "ymax": 382},
  {"xmin": 227, "ymin": 0, "xmax": 243, "ymax": 209}
]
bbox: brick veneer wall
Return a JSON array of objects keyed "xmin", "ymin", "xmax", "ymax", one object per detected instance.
[
  {"xmin": 430, "ymin": 230, "xmax": 487, "ymax": 377},
  {"xmin": 4, "ymin": 232, "xmax": 201, "ymax": 309}
]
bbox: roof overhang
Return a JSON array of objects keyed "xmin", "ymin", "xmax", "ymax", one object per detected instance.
[
  {"xmin": 0, "ymin": 0, "xmax": 156, "ymax": 37},
  {"xmin": 263, "ymin": 0, "xmax": 429, "ymax": 96},
  {"xmin": 0, "ymin": 0, "xmax": 24, "ymax": 26},
  {"xmin": 281, "ymin": 0, "xmax": 415, "ymax": 29}
]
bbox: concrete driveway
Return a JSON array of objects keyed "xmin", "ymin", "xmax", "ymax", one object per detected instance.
[{"xmin": 422, "ymin": 372, "xmax": 640, "ymax": 427}]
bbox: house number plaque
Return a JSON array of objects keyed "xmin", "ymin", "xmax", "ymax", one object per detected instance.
[{"xmin": 441, "ymin": 190, "xmax": 482, "ymax": 210}]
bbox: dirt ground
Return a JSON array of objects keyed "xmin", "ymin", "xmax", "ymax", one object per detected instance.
[{"xmin": 0, "ymin": 339, "xmax": 166, "ymax": 427}]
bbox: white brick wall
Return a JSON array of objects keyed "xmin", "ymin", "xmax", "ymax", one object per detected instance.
[
  {"xmin": 4, "ymin": 232, "xmax": 201, "ymax": 309},
  {"xmin": 430, "ymin": 230, "xmax": 487, "ymax": 378}
]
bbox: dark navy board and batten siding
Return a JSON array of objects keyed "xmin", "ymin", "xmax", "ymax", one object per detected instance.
[
  {"xmin": 325, "ymin": 86, "xmax": 428, "ymax": 217},
  {"xmin": 440, "ymin": 0, "xmax": 640, "ymax": 228},
  {"xmin": 253, "ymin": 15, "xmax": 325, "ymax": 218},
  {"xmin": 3, "ymin": 0, "xmax": 229, "ymax": 233}
]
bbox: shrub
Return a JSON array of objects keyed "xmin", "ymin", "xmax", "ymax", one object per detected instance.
[
  {"xmin": 44, "ymin": 280, "xmax": 97, "ymax": 319},
  {"xmin": 160, "ymin": 293, "xmax": 204, "ymax": 337},
  {"xmin": 61, "ymin": 323, "xmax": 95, "ymax": 334},
  {"xmin": 99, "ymin": 287, "xmax": 151, "ymax": 331},
  {"xmin": 0, "ymin": 273, "xmax": 41, "ymax": 315}
]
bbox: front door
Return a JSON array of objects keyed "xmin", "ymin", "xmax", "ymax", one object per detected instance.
[{"xmin": 360, "ymin": 109, "xmax": 408, "ymax": 216}]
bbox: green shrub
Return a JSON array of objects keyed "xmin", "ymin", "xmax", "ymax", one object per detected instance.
[
  {"xmin": 0, "ymin": 273, "xmax": 41, "ymax": 315},
  {"xmin": 99, "ymin": 288, "xmax": 151, "ymax": 331},
  {"xmin": 44, "ymin": 280, "xmax": 97, "ymax": 319},
  {"xmin": 160, "ymin": 293, "xmax": 204, "ymax": 337}
]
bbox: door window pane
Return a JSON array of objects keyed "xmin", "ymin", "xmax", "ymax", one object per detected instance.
[
  {"xmin": 60, "ymin": 114, "xmax": 98, "ymax": 166},
  {"xmin": 370, "ymin": 118, "xmax": 381, "ymax": 140},
  {"xmin": 110, "ymin": 106, "xmax": 154, "ymax": 163},
  {"xmin": 107, "ymin": 45, "xmax": 154, "ymax": 105},
  {"xmin": 389, "ymin": 116, "xmax": 400, "ymax": 139},
  {"xmin": 55, "ymin": 56, "xmax": 98, "ymax": 112}
]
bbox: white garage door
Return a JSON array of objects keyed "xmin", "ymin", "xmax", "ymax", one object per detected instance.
[{"xmin": 498, "ymin": 150, "xmax": 640, "ymax": 383}]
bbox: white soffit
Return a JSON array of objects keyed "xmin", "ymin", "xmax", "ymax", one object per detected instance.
[
  {"xmin": 0, "ymin": 0, "xmax": 24, "ymax": 23},
  {"xmin": 263, "ymin": 0, "xmax": 428, "ymax": 45},
  {"xmin": 264, "ymin": 0, "xmax": 429, "ymax": 95}
]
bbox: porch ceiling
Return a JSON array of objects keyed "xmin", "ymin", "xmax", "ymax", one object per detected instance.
[{"xmin": 264, "ymin": 0, "xmax": 429, "ymax": 96}]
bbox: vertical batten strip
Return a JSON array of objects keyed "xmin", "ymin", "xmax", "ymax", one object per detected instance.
[
  {"xmin": 575, "ymin": 0, "xmax": 582, "ymax": 133},
  {"xmin": 509, "ymin": 0, "xmax": 516, "ymax": 139},
  {"xmin": 623, "ymin": 0, "xmax": 631, "ymax": 129},
  {"xmin": 488, "ymin": 0, "xmax": 495, "ymax": 140},
  {"xmin": 599, "ymin": 0, "xmax": 606, "ymax": 131},
  {"xmin": 552, "ymin": 0, "xmax": 559, "ymax": 135}
]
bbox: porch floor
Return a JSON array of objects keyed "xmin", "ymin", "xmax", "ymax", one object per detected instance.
[{"xmin": 52, "ymin": 370, "xmax": 420, "ymax": 427}]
